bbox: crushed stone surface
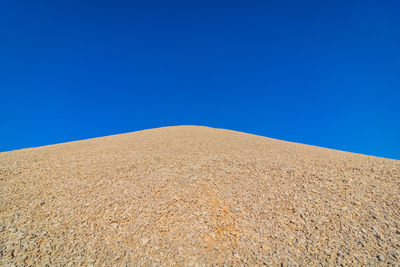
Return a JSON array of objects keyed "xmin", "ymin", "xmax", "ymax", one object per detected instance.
[{"xmin": 1, "ymin": 125, "xmax": 400, "ymax": 266}]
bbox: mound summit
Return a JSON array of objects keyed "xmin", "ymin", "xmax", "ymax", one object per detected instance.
[{"xmin": 1, "ymin": 126, "xmax": 399, "ymax": 265}]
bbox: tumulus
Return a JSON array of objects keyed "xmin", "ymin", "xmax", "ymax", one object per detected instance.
[{"xmin": 1, "ymin": 126, "xmax": 399, "ymax": 265}]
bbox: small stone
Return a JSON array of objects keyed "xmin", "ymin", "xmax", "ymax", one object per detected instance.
[
  {"xmin": 9, "ymin": 227, "xmax": 17, "ymax": 233},
  {"xmin": 16, "ymin": 256, "xmax": 27, "ymax": 263},
  {"xmin": 210, "ymin": 232, "xmax": 216, "ymax": 240},
  {"xmin": 286, "ymin": 169, "xmax": 295, "ymax": 175},
  {"xmin": 141, "ymin": 237, "xmax": 148, "ymax": 246},
  {"xmin": 113, "ymin": 255, "xmax": 120, "ymax": 261},
  {"xmin": 337, "ymin": 251, "xmax": 344, "ymax": 258},
  {"xmin": 377, "ymin": 255, "xmax": 385, "ymax": 261}
]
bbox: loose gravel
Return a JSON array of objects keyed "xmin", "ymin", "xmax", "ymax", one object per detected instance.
[{"xmin": 1, "ymin": 126, "xmax": 399, "ymax": 265}]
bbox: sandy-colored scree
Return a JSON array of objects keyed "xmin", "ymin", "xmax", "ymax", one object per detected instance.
[{"xmin": 1, "ymin": 126, "xmax": 400, "ymax": 266}]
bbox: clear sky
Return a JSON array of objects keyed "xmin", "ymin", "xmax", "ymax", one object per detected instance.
[{"xmin": 1, "ymin": 0, "xmax": 399, "ymax": 159}]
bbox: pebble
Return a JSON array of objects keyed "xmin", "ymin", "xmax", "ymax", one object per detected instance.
[
  {"xmin": 16, "ymin": 256, "xmax": 27, "ymax": 263},
  {"xmin": 377, "ymin": 254, "xmax": 386, "ymax": 262},
  {"xmin": 141, "ymin": 237, "xmax": 149, "ymax": 246}
]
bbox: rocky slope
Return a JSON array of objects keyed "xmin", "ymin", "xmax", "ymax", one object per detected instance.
[{"xmin": 1, "ymin": 126, "xmax": 399, "ymax": 266}]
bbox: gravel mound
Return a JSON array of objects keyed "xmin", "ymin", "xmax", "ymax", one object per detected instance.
[{"xmin": 1, "ymin": 126, "xmax": 399, "ymax": 265}]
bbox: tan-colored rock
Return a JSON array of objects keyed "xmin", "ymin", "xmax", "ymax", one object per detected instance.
[{"xmin": 1, "ymin": 126, "xmax": 399, "ymax": 265}]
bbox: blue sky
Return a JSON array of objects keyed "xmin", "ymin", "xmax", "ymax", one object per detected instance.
[{"xmin": 1, "ymin": 0, "xmax": 399, "ymax": 159}]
